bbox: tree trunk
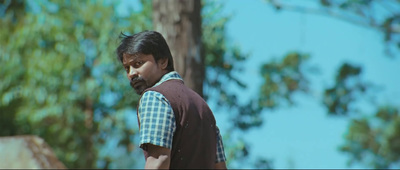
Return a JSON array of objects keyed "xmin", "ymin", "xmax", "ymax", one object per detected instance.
[
  {"xmin": 83, "ymin": 97, "xmax": 94, "ymax": 168},
  {"xmin": 152, "ymin": 0, "xmax": 204, "ymax": 97}
]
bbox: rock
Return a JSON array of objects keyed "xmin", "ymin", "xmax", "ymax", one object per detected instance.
[{"xmin": 0, "ymin": 135, "xmax": 66, "ymax": 169}]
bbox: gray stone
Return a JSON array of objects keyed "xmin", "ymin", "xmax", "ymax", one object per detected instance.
[{"xmin": 0, "ymin": 135, "xmax": 66, "ymax": 169}]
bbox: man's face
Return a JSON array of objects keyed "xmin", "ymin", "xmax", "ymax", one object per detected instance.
[{"xmin": 122, "ymin": 53, "xmax": 167, "ymax": 95}]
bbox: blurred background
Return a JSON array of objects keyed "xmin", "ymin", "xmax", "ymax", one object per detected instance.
[{"xmin": 1, "ymin": 0, "xmax": 399, "ymax": 169}]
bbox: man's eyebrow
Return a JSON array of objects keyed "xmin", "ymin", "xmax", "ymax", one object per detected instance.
[{"xmin": 123, "ymin": 54, "xmax": 141, "ymax": 64}]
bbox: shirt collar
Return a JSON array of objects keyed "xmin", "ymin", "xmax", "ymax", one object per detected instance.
[{"xmin": 153, "ymin": 71, "xmax": 183, "ymax": 87}]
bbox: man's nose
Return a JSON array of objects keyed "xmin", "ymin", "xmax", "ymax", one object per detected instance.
[{"xmin": 127, "ymin": 65, "xmax": 138, "ymax": 80}]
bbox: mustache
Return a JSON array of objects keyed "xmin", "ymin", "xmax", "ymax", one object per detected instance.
[{"xmin": 130, "ymin": 76, "xmax": 144, "ymax": 87}]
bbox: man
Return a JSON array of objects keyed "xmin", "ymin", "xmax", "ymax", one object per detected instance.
[{"xmin": 116, "ymin": 30, "xmax": 227, "ymax": 169}]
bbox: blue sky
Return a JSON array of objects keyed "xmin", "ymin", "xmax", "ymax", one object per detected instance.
[{"xmin": 214, "ymin": 0, "xmax": 400, "ymax": 168}]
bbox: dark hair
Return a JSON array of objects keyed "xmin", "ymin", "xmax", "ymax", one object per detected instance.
[{"xmin": 116, "ymin": 30, "xmax": 174, "ymax": 71}]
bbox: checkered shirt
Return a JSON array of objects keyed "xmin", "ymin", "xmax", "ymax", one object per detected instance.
[{"xmin": 138, "ymin": 71, "xmax": 226, "ymax": 163}]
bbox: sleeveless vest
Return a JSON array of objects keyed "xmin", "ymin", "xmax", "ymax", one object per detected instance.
[{"xmin": 139, "ymin": 79, "xmax": 217, "ymax": 168}]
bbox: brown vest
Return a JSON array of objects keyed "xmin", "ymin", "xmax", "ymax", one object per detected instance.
[{"xmin": 140, "ymin": 79, "xmax": 217, "ymax": 169}]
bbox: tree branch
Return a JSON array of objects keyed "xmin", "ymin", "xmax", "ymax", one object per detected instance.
[{"xmin": 266, "ymin": 0, "xmax": 400, "ymax": 34}]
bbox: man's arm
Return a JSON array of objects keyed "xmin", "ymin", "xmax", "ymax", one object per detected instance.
[
  {"xmin": 143, "ymin": 144, "xmax": 171, "ymax": 169},
  {"xmin": 215, "ymin": 126, "xmax": 227, "ymax": 169},
  {"xmin": 138, "ymin": 91, "xmax": 175, "ymax": 169},
  {"xmin": 215, "ymin": 161, "xmax": 227, "ymax": 169}
]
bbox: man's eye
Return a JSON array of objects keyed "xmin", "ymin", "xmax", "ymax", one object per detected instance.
[
  {"xmin": 135, "ymin": 61, "xmax": 143, "ymax": 67},
  {"xmin": 125, "ymin": 66, "xmax": 130, "ymax": 73}
]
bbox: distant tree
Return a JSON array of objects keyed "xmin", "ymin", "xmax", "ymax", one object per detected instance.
[
  {"xmin": 258, "ymin": 52, "xmax": 311, "ymax": 110},
  {"xmin": 263, "ymin": 0, "xmax": 400, "ymax": 168},
  {"xmin": 0, "ymin": 0, "xmax": 151, "ymax": 168},
  {"xmin": 323, "ymin": 63, "xmax": 368, "ymax": 116},
  {"xmin": 321, "ymin": 62, "xmax": 400, "ymax": 168},
  {"xmin": 341, "ymin": 106, "xmax": 400, "ymax": 168},
  {"xmin": 266, "ymin": 0, "xmax": 400, "ymax": 56}
]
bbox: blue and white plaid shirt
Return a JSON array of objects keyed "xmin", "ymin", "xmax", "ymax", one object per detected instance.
[{"xmin": 138, "ymin": 71, "xmax": 226, "ymax": 163}]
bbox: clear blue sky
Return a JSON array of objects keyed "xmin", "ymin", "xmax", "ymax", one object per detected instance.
[{"xmin": 214, "ymin": 0, "xmax": 400, "ymax": 169}]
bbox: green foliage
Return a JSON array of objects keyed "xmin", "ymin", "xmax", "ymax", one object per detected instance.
[
  {"xmin": 202, "ymin": 0, "xmax": 248, "ymax": 104},
  {"xmin": 323, "ymin": 63, "xmax": 368, "ymax": 115},
  {"xmin": 264, "ymin": 1, "xmax": 400, "ymax": 168},
  {"xmin": 0, "ymin": 0, "xmax": 151, "ymax": 168},
  {"xmin": 330, "ymin": 0, "xmax": 400, "ymax": 46},
  {"xmin": 203, "ymin": 4, "xmax": 314, "ymax": 164},
  {"xmin": 315, "ymin": 1, "xmax": 400, "ymax": 168},
  {"xmin": 254, "ymin": 157, "xmax": 274, "ymax": 169},
  {"xmin": 259, "ymin": 52, "xmax": 310, "ymax": 109},
  {"xmin": 203, "ymin": 0, "xmax": 265, "ymax": 131},
  {"xmin": 341, "ymin": 106, "xmax": 400, "ymax": 168},
  {"xmin": 203, "ymin": 12, "xmax": 314, "ymax": 163},
  {"xmin": 267, "ymin": 0, "xmax": 400, "ymax": 56},
  {"xmin": 202, "ymin": 0, "xmax": 255, "ymax": 167},
  {"xmin": 313, "ymin": 1, "xmax": 400, "ymax": 168},
  {"xmin": 202, "ymin": 0, "xmax": 274, "ymax": 167}
]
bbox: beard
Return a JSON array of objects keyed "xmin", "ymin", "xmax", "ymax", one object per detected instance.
[{"xmin": 130, "ymin": 77, "xmax": 148, "ymax": 95}]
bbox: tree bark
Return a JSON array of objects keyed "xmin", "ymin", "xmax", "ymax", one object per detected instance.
[{"xmin": 152, "ymin": 0, "xmax": 204, "ymax": 97}]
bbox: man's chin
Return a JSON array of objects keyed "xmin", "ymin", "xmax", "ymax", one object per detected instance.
[
  {"xmin": 133, "ymin": 88, "xmax": 141, "ymax": 95},
  {"xmin": 133, "ymin": 87, "xmax": 146, "ymax": 95}
]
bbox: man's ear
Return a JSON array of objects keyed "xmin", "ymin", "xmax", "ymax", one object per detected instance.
[{"xmin": 158, "ymin": 58, "xmax": 168, "ymax": 70}]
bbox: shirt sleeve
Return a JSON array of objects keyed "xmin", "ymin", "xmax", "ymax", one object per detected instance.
[
  {"xmin": 215, "ymin": 126, "xmax": 227, "ymax": 163},
  {"xmin": 138, "ymin": 91, "xmax": 176, "ymax": 149}
]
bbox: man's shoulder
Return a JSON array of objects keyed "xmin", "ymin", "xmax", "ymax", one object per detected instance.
[
  {"xmin": 139, "ymin": 90, "xmax": 166, "ymax": 102},
  {"xmin": 149, "ymin": 79, "xmax": 184, "ymax": 91}
]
